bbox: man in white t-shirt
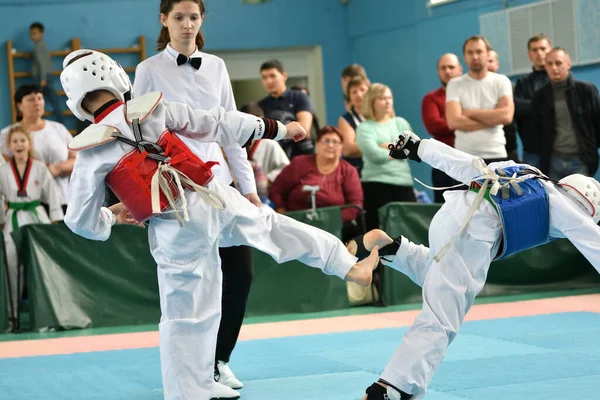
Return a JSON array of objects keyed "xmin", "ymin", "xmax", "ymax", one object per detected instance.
[{"xmin": 446, "ymin": 35, "xmax": 514, "ymax": 162}]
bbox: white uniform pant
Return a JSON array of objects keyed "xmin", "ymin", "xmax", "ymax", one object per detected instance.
[
  {"xmin": 380, "ymin": 204, "xmax": 502, "ymax": 399},
  {"xmin": 148, "ymin": 181, "xmax": 357, "ymax": 400},
  {"xmin": 4, "ymin": 234, "xmax": 20, "ymax": 319},
  {"xmin": 3, "ymin": 207, "xmax": 51, "ymax": 320}
]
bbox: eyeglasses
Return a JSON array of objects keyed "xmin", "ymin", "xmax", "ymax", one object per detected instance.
[{"xmin": 318, "ymin": 139, "xmax": 342, "ymax": 146}]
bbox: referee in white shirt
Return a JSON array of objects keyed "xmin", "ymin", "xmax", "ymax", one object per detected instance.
[{"xmin": 133, "ymin": 1, "xmax": 254, "ymax": 398}]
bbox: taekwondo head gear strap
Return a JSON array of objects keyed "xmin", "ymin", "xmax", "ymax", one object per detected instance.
[
  {"xmin": 559, "ymin": 173, "xmax": 600, "ymax": 223},
  {"xmin": 60, "ymin": 49, "xmax": 132, "ymax": 122}
]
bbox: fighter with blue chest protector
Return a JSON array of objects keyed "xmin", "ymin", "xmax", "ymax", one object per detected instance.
[{"xmin": 350, "ymin": 131, "xmax": 600, "ymax": 400}]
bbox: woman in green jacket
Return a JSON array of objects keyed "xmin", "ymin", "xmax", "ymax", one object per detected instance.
[{"xmin": 356, "ymin": 83, "xmax": 416, "ymax": 231}]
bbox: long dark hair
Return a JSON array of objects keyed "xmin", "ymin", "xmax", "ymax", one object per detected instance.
[{"xmin": 157, "ymin": 0, "xmax": 206, "ymax": 51}]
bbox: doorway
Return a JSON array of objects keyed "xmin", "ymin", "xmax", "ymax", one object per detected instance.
[{"xmin": 211, "ymin": 46, "xmax": 326, "ymax": 125}]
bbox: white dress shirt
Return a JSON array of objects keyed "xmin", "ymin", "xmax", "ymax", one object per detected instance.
[{"xmin": 133, "ymin": 44, "xmax": 256, "ymax": 195}]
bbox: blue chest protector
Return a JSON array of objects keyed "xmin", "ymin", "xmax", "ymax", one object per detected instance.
[{"xmin": 476, "ymin": 165, "xmax": 551, "ymax": 260}]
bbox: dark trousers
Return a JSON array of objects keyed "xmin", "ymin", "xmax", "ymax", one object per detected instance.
[
  {"xmin": 215, "ymin": 244, "xmax": 253, "ymax": 363},
  {"xmin": 361, "ymin": 182, "xmax": 415, "ymax": 306},
  {"xmin": 506, "ymin": 149, "xmax": 520, "ymax": 163},
  {"xmin": 362, "ymin": 182, "xmax": 416, "ymax": 231},
  {"xmin": 431, "ymin": 168, "xmax": 462, "ymax": 203}
]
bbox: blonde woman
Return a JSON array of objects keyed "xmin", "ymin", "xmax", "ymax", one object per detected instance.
[{"xmin": 356, "ymin": 83, "xmax": 415, "ymax": 231}]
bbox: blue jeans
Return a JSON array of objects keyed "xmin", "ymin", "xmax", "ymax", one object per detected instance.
[
  {"xmin": 40, "ymin": 75, "xmax": 64, "ymax": 124},
  {"xmin": 522, "ymin": 151, "xmax": 540, "ymax": 169},
  {"xmin": 549, "ymin": 156, "xmax": 589, "ymax": 180}
]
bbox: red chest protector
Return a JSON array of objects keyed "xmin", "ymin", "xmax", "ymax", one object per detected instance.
[
  {"xmin": 106, "ymin": 129, "xmax": 219, "ymax": 222},
  {"xmin": 69, "ymin": 92, "xmax": 224, "ymax": 224}
]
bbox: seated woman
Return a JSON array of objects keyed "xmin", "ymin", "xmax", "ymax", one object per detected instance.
[
  {"xmin": 0, "ymin": 84, "xmax": 76, "ymax": 213},
  {"xmin": 338, "ymin": 76, "xmax": 370, "ymax": 176},
  {"xmin": 269, "ymin": 126, "xmax": 364, "ymax": 240}
]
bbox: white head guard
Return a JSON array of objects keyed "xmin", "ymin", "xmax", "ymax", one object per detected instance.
[
  {"xmin": 60, "ymin": 49, "xmax": 132, "ymax": 122},
  {"xmin": 559, "ymin": 174, "xmax": 600, "ymax": 223}
]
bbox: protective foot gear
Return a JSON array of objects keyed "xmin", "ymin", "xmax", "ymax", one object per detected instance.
[
  {"xmin": 215, "ymin": 361, "xmax": 243, "ymax": 389},
  {"xmin": 348, "ymin": 233, "xmax": 402, "ymax": 261},
  {"xmin": 380, "ymin": 236, "xmax": 402, "ymax": 261},
  {"xmin": 348, "ymin": 233, "xmax": 370, "ymax": 260},
  {"xmin": 388, "ymin": 131, "xmax": 422, "ymax": 162},
  {"xmin": 365, "ymin": 381, "xmax": 412, "ymax": 400},
  {"xmin": 211, "ymin": 380, "xmax": 240, "ymax": 399}
]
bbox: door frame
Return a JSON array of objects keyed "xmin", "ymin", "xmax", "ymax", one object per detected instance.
[{"xmin": 211, "ymin": 46, "xmax": 327, "ymax": 124}]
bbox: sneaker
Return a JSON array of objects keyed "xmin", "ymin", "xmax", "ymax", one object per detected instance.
[
  {"xmin": 211, "ymin": 380, "xmax": 240, "ymax": 399},
  {"xmin": 215, "ymin": 361, "xmax": 244, "ymax": 389}
]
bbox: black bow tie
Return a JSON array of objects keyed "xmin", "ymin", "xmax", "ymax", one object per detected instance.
[{"xmin": 176, "ymin": 53, "xmax": 202, "ymax": 70}]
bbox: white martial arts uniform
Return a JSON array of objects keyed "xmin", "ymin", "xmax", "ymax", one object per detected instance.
[
  {"xmin": 133, "ymin": 44, "xmax": 256, "ymax": 195},
  {"xmin": 378, "ymin": 138, "xmax": 600, "ymax": 399},
  {"xmin": 248, "ymin": 139, "xmax": 290, "ymax": 182},
  {"xmin": 0, "ymin": 121, "xmax": 73, "ymax": 206},
  {"xmin": 65, "ymin": 98, "xmax": 357, "ymax": 400},
  {"xmin": 0, "ymin": 158, "xmax": 63, "ymax": 317}
]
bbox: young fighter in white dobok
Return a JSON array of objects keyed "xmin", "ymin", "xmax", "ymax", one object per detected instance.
[
  {"xmin": 59, "ymin": 49, "xmax": 379, "ymax": 400},
  {"xmin": 348, "ymin": 132, "xmax": 600, "ymax": 400},
  {"xmin": 0, "ymin": 125, "xmax": 63, "ymax": 325}
]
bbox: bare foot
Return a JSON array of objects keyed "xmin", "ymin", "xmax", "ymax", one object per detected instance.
[
  {"xmin": 346, "ymin": 229, "xmax": 394, "ymax": 256},
  {"xmin": 345, "ymin": 246, "xmax": 380, "ymax": 286}
]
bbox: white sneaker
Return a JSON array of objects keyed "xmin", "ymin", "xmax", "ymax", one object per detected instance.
[
  {"xmin": 215, "ymin": 361, "xmax": 244, "ymax": 389},
  {"xmin": 211, "ymin": 380, "xmax": 240, "ymax": 399}
]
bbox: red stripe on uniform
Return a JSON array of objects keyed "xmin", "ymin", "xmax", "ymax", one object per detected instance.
[{"xmin": 95, "ymin": 100, "xmax": 124, "ymax": 123}]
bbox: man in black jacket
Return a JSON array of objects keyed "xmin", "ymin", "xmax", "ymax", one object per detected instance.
[
  {"xmin": 514, "ymin": 34, "xmax": 551, "ymax": 167},
  {"xmin": 531, "ymin": 47, "xmax": 600, "ymax": 179}
]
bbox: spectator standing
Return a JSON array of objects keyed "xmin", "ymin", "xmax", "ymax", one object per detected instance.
[
  {"xmin": 421, "ymin": 53, "xmax": 462, "ymax": 202},
  {"xmin": 356, "ymin": 83, "xmax": 415, "ymax": 232},
  {"xmin": 341, "ymin": 64, "xmax": 368, "ymax": 111},
  {"xmin": 514, "ymin": 34, "xmax": 552, "ymax": 167},
  {"xmin": 532, "ymin": 48, "xmax": 600, "ymax": 179},
  {"xmin": 339, "ymin": 76, "xmax": 370, "ymax": 176},
  {"xmin": 445, "ymin": 35, "xmax": 514, "ymax": 163},
  {"xmin": 290, "ymin": 84, "xmax": 321, "ymax": 143},
  {"xmin": 258, "ymin": 60, "xmax": 314, "ymax": 159},
  {"xmin": 29, "ymin": 22, "xmax": 63, "ymax": 123}
]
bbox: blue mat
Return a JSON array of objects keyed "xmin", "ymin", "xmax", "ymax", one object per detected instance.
[{"xmin": 1, "ymin": 312, "xmax": 600, "ymax": 399}]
